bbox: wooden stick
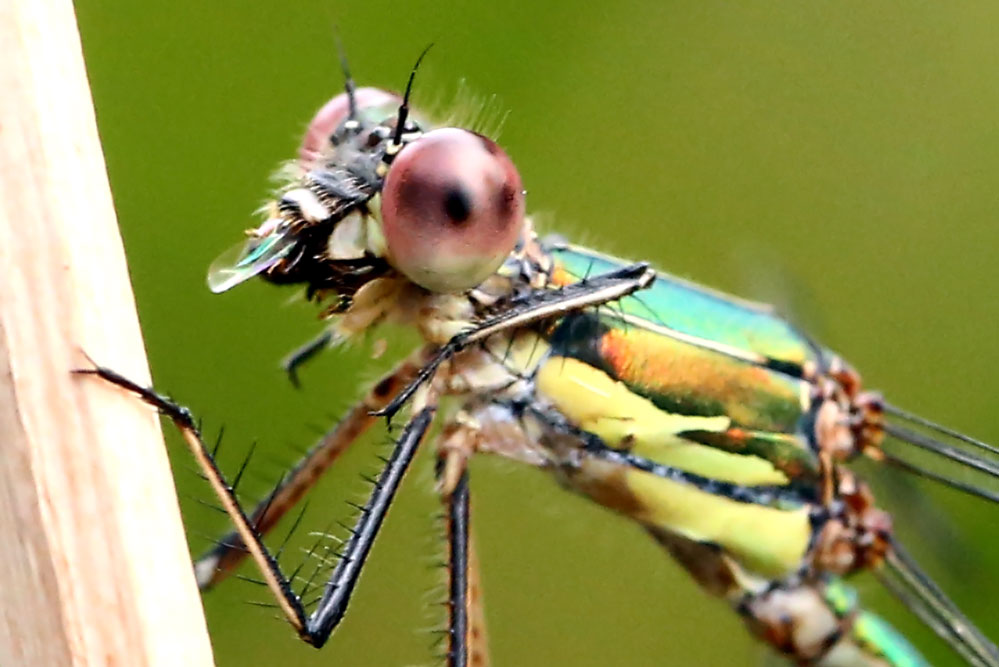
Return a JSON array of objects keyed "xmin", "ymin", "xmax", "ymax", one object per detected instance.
[{"xmin": 0, "ymin": 2, "xmax": 214, "ymax": 665}]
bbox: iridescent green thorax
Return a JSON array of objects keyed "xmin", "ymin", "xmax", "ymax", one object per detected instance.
[
  {"xmin": 491, "ymin": 238, "xmax": 931, "ymax": 665},
  {"xmin": 539, "ymin": 241, "xmax": 824, "ymax": 481},
  {"xmin": 546, "ymin": 242, "xmax": 826, "ymax": 373}
]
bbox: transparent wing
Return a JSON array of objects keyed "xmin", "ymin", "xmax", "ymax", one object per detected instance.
[{"xmin": 207, "ymin": 231, "xmax": 295, "ymax": 293}]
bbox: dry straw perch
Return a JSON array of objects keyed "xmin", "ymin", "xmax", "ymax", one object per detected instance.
[{"xmin": 0, "ymin": 1, "xmax": 213, "ymax": 664}]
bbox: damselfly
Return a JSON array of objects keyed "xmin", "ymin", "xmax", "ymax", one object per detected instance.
[{"xmin": 85, "ymin": 52, "xmax": 999, "ymax": 666}]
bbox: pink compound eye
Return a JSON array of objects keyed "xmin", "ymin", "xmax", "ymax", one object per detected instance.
[
  {"xmin": 299, "ymin": 87, "xmax": 401, "ymax": 169},
  {"xmin": 380, "ymin": 128, "xmax": 526, "ymax": 293}
]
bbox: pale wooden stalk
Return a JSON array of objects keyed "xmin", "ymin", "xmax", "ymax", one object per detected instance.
[{"xmin": 0, "ymin": 1, "xmax": 214, "ymax": 665}]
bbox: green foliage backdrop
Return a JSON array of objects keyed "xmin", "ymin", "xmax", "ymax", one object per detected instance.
[{"xmin": 77, "ymin": 2, "xmax": 999, "ymax": 665}]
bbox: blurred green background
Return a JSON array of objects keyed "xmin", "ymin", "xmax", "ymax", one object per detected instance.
[{"xmin": 76, "ymin": 2, "xmax": 999, "ymax": 665}]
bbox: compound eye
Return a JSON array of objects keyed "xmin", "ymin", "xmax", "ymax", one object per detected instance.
[
  {"xmin": 299, "ymin": 87, "xmax": 401, "ymax": 168},
  {"xmin": 380, "ymin": 128, "xmax": 525, "ymax": 292}
]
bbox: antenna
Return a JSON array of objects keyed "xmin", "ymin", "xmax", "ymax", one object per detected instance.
[
  {"xmin": 391, "ymin": 43, "xmax": 434, "ymax": 147},
  {"xmin": 333, "ymin": 28, "xmax": 357, "ymax": 120}
]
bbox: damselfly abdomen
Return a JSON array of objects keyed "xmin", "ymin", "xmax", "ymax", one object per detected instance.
[{"xmin": 86, "ymin": 49, "xmax": 999, "ymax": 667}]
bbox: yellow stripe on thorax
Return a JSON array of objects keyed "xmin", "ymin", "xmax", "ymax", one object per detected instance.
[
  {"xmin": 570, "ymin": 458, "xmax": 811, "ymax": 578},
  {"xmin": 536, "ymin": 356, "xmax": 789, "ymax": 485}
]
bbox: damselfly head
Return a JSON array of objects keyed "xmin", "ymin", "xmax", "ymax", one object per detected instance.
[
  {"xmin": 208, "ymin": 75, "xmax": 526, "ymax": 300},
  {"xmin": 208, "ymin": 85, "xmax": 406, "ymax": 295}
]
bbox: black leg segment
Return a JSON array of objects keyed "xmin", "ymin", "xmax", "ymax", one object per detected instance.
[
  {"xmin": 305, "ymin": 406, "xmax": 435, "ymax": 645},
  {"xmin": 446, "ymin": 471, "xmax": 471, "ymax": 667}
]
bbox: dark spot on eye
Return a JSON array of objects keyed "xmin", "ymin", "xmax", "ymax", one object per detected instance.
[{"xmin": 443, "ymin": 187, "xmax": 472, "ymax": 224}]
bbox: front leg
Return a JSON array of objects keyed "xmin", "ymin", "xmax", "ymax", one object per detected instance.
[{"xmin": 78, "ymin": 363, "xmax": 438, "ymax": 649}]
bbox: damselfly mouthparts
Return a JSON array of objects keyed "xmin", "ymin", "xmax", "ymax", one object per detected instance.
[{"xmin": 85, "ymin": 52, "xmax": 999, "ymax": 667}]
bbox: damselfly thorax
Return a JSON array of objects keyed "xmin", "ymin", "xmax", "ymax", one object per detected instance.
[{"xmin": 84, "ymin": 54, "xmax": 999, "ymax": 667}]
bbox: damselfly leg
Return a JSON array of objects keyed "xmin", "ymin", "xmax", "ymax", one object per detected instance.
[
  {"xmin": 77, "ymin": 365, "xmax": 445, "ymax": 650},
  {"xmin": 190, "ymin": 352, "xmax": 424, "ymax": 588},
  {"xmin": 441, "ymin": 470, "xmax": 489, "ymax": 667}
]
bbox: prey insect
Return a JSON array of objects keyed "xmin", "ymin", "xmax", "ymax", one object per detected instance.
[{"xmin": 82, "ymin": 50, "xmax": 999, "ymax": 666}]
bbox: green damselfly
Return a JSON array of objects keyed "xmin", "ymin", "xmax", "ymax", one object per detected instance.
[{"xmin": 85, "ymin": 54, "xmax": 999, "ymax": 666}]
